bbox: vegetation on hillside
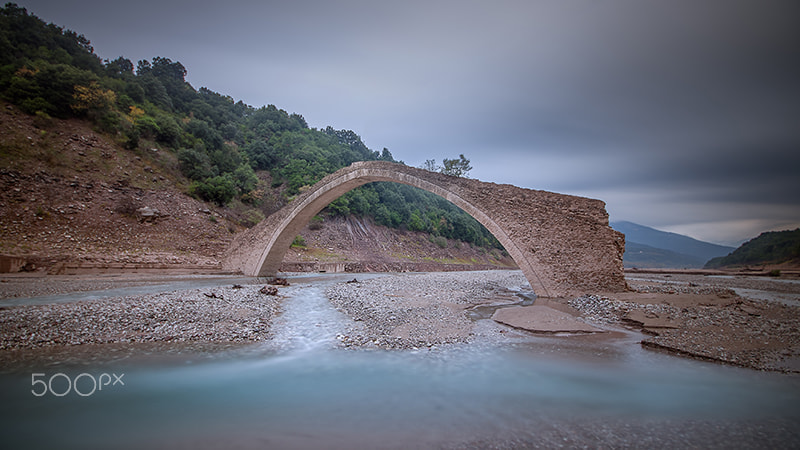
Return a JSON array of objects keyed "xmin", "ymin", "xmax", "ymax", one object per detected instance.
[
  {"xmin": 0, "ymin": 3, "xmax": 502, "ymax": 249},
  {"xmin": 705, "ymin": 229, "xmax": 800, "ymax": 268}
]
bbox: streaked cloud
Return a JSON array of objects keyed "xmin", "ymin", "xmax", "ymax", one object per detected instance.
[{"xmin": 18, "ymin": 0, "xmax": 800, "ymax": 245}]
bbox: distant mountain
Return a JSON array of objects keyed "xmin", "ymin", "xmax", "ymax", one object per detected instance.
[
  {"xmin": 611, "ymin": 221, "xmax": 735, "ymax": 269},
  {"xmin": 623, "ymin": 242, "xmax": 708, "ymax": 269},
  {"xmin": 705, "ymin": 228, "xmax": 800, "ymax": 269}
]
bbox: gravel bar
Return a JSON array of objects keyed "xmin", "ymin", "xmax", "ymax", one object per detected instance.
[
  {"xmin": 326, "ymin": 270, "xmax": 529, "ymax": 349},
  {"xmin": 0, "ymin": 284, "xmax": 281, "ymax": 350}
]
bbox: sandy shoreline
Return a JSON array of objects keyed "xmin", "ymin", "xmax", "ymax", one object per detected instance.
[{"xmin": 2, "ymin": 270, "xmax": 799, "ymax": 372}]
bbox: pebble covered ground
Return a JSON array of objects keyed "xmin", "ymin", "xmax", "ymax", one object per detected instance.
[
  {"xmin": 0, "ymin": 284, "xmax": 281, "ymax": 351},
  {"xmin": 326, "ymin": 271, "xmax": 800, "ymax": 372},
  {"xmin": 569, "ymin": 275, "xmax": 800, "ymax": 372},
  {"xmin": 326, "ymin": 270, "xmax": 528, "ymax": 349},
  {"xmin": 0, "ymin": 275, "xmax": 199, "ymax": 299},
  {"xmin": 1, "ymin": 270, "xmax": 799, "ymax": 373}
]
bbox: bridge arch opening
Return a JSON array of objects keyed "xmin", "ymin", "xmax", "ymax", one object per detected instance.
[{"xmin": 225, "ymin": 161, "xmax": 627, "ymax": 298}]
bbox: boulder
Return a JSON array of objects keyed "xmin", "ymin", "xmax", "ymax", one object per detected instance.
[{"xmin": 136, "ymin": 206, "xmax": 160, "ymax": 222}]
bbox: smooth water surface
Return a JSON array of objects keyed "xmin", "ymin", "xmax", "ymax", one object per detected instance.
[{"xmin": 2, "ymin": 274, "xmax": 799, "ymax": 448}]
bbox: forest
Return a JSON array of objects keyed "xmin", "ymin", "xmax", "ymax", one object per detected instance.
[
  {"xmin": 0, "ymin": 3, "xmax": 501, "ymax": 250},
  {"xmin": 705, "ymin": 229, "xmax": 800, "ymax": 269}
]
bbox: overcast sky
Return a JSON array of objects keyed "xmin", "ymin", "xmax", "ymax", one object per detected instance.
[{"xmin": 16, "ymin": 0, "xmax": 800, "ymax": 246}]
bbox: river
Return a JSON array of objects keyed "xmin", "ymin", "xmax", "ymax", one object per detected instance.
[{"xmin": 2, "ymin": 273, "xmax": 799, "ymax": 448}]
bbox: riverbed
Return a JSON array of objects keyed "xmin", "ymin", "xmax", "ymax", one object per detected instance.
[{"xmin": 1, "ymin": 271, "xmax": 799, "ymax": 448}]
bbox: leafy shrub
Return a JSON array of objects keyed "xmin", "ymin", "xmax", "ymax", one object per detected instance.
[
  {"xmin": 430, "ymin": 235, "xmax": 448, "ymax": 248},
  {"xmin": 240, "ymin": 209, "xmax": 265, "ymax": 227},
  {"xmin": 233, "ymin": 163, "xmax": 258, "ymax": 194},
  {"xmin": 191, "ymin": 174, "xmax": 237, "ymax": 206}
]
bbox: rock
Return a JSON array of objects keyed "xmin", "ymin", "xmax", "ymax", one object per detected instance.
[
  {"xmin": 136, "ymin": 206, "xmax": 160, "ymax": 222},
  {"xmin": 492, "ymin": 305, "xmax": 603, "ymax": 334},
  {"xmin": 623, "ymin": 310, "xmax": 679, "ymax": 330},
  {"xmin": 259, "ymin": 285, "xmax": 278, "ymax": 295}
]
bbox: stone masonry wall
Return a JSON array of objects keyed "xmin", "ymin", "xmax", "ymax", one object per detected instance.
[{"xmin": 224, "ymin": 161, "xmax": 627, "ymax": 297}]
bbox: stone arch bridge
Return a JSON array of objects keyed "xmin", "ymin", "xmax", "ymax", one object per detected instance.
[{"xmin": 224, "ymin": 161, "xmax": 626, "ymax": 298}]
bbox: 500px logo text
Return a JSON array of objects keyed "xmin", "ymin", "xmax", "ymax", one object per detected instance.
[{"xmin": 31, "ymin": 372, "xmax": 125, "ymax": 397}]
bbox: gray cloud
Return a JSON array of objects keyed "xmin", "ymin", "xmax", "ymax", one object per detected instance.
[{"xmin": 17, "ymin": 0, "xmax": 800, "ymax": 244}]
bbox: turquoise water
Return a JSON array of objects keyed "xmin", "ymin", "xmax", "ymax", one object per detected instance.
[{"xmin": 2, "ymin": 275, "xmax": 799, "ymax": 448}]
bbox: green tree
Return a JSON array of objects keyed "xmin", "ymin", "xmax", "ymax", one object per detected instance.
[
  {"xmin": 232, "ymin": 162, "xmax": 258, "ymax": 194},
  {"xmin": 377, "ymin": 147, "xmax": 395, "ymax": 161},
  {"xmin": 178, "ymin": 147, "xmax": 214, "ymax": 181},
  {"xmin": 421, "ymin": 159, "xmax": 440, "ymax": 172},
  {"xmin": 105, "ymin": 56, "xmax": 134, "ymax": 78},
  {"xmin": 441, "ymin": 154, "xmax": 472, "ymax": 177}
]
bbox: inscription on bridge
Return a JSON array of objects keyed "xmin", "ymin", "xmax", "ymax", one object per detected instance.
[{"xmin": 224, "ymin": 161, "xmax": 626, "ymax": 297}]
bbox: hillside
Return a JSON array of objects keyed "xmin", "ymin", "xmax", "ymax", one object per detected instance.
[
  {"xmin": 0, "ymin": 101, "xmax": 513, "ymax": 273},
  {"xmin": 705, "ymin": 229, "xmax": 800, "ymax": 269},
  {"xmin": 0, "ymin": 100, "xmax": 234, "ymax": 269},
  {"xmin": 612, "ymin": 221, "xmax": 734, "ymax": 268},
  {"xmin": 0, "ymin": 4, "xmax": 515, "ymax": 274},
  {"xmin": 0, "ymin": 3, "xmax": 501, "ymax": 253}
]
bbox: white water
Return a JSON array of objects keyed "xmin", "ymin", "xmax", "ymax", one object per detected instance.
[
  {"xmin": 263, "ymin": 283, "xmax": 353, "ymax": 353},
  {"xmin": 2, "ymin": 274, "xmax": 800, "ymax": 448}
]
